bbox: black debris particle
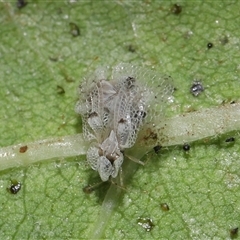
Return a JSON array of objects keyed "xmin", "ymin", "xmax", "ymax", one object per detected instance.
[
  {"xmin": 19, "ymin": 145, "xmax": 28, "ymax": 153},
  {"xmin": 230, "ymin": 100, "xmax": 236, "ymax": 104},
  {"xmin": 225, "ymin": 137, "xmax": 235, "ymax": 143},
  {"xmin": 230, "ymin": 227, "xmax": 238, "ymax": 239},
  {"xmin": 127, "ymin": 44, "xmax": 136, "ymax": 53},
  {"xmin": 137, "ymin": 217, "xmax": 155, "ymax": 232},
  {"xmin": 207, "ymin": 42, "xmax": 213, "ymax": 49},
  {"xmin": 57, "ymin": 85, "xmax": 65, "ymax": 94},
  {"xmin": 190, "ymin": 81, "xmax": 204, "ymax": 97},
  {"xmin": 183, "ymin": 143, "xmax": 190, "ymax": 151},
  {"xmin": 7, "ymin": 180, "xmax": 21, "ymax": 194},
  {"xmin": 17, "ymin": 0, "xmax": 27, "ymax": 9},
  {"xmin": 69, "ymin": 22, "xmax": 80, "ymax": 37},
  {"xmin": 153, "ymin": 145, "xmax": 162, "ymax": 153},
  {"xmin": 160, "ymin": 203, "xmax": 170, "ymax": 211},
  {"xmin": 171, "ymin": 4, "xmax": 182, "ymax": 15}
]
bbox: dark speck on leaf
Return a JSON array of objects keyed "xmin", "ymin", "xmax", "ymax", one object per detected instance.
[
  {"xmin": 7, "ymin": 180, "xmax": 21, "ymax": 194},
  {"xmin": 17, "ymin": 0, "xmax": 27, "ymax": 9},
  {"xmin": 49, "ymin": 56, "xmax": 59, "ymax": 62},
  {"xmin": 83, "ymin": 185, "xmax": 94, "ymax": 194},
  {"xmin": 183, "ymin": 143, "xmax": 190, "ymax": 151},
  {"xmin": 56, "ymin": 8, "xmax": 63, "ymax": 15},
  {"xmin": 190, "ymin": 81, "xmax": 204, "ymax": 97},
  {"xmin": 69, "ymin": 22, "xmax": 80, "ymax": 37},
  {"xmin": 225, "ymin": 137, "xmax": 235, "ymax": 143},
  {"xmin": 19, "ymin": 145, "xmax": 28, "ymax": 153},
  {"xmin": 207, "ymin": 42, "xmax": 213, "ymax": 49},
  {"xmin": 57, "ymin": 85, "xmax": 65, "ymax": 94},
  {"xmin": 128, "ymin": 44, "xmax": 136, "ymax": 53},
  {"xmin": 171, "ymin": 4, "xmax": 182, "ymax": 15}
]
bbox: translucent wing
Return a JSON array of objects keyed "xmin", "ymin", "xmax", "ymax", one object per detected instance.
[
  {"xmin": 111, "ymin": 63, "xmax": 174, "ymax": 148},
  {"xmin": 75, "ymin": 67, "xmax": 116, "ymax": 143},
  {"xmin": 112, "ymin": 79, "xmax": 144, "ymax": 148},
  {"xmin": 112, "ymin": 63, "xmax": 174, "ymax": 124},
  {"xmin": 114, "ymin": 89, "xmax": 132, "ymax": 147}
]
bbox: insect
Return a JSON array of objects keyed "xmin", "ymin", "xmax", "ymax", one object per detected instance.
[
  {"xmin": 7, "ymin": 180, "xmax": 21, "ymax": 194},
  {"xmin": 190, "ymin": 80, "xmax": 204, "ymax": 97},
  {"xmin": 75, "ymin": 63, "xmax": 174, "ymax": 181},
  {"xmin": 160, "ymin": 202, "xmax": 170, "ymax": 211}
]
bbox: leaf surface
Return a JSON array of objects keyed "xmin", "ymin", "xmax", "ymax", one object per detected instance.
[{"xmin": 0, "ymin": 1, "xmax": 240, "ymax": 239}]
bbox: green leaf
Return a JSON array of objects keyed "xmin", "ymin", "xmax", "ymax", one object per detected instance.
[{"xmin": 0, "ymin": 1, "xmax": 240, "ymax": 239}]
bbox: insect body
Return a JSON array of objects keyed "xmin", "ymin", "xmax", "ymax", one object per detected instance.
[{"xmin": 75, "ymin": 63, "xmax": 173, "ymax": 181}]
